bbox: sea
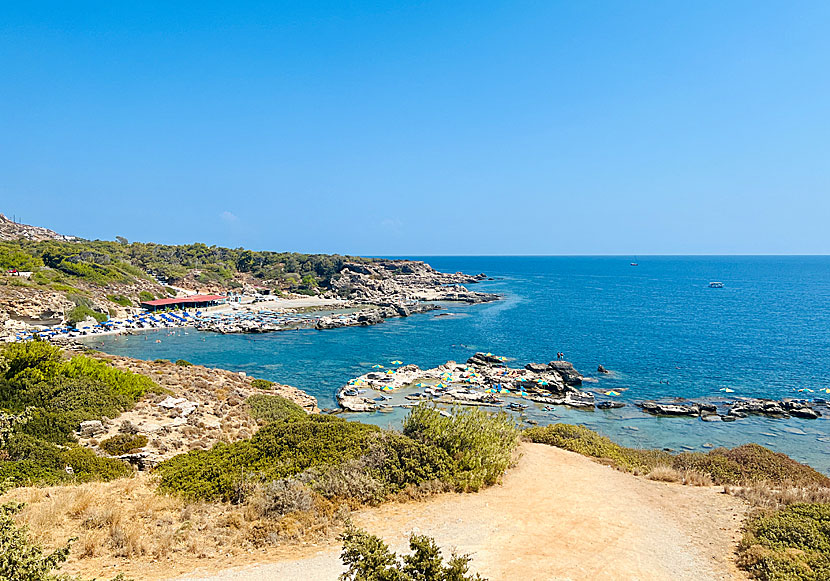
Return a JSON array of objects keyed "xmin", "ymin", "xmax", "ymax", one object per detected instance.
[{"xmin": 87, "ymin": 256, "xmax": 830, "ymax": 474}]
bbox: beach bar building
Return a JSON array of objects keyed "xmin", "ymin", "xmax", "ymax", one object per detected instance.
[{"xmin": 140, "ymin": 294, "xmax": 226, "ymax": 312}]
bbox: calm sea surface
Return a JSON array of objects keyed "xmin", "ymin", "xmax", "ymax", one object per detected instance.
[{"xmin": 89, "ymin": 256, "xmax": 830, "ymax": 473}]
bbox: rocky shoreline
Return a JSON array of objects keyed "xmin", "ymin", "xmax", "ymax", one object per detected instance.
[
  {"xmin": 336, "ymin": 352, "xmax": 828, "ymax": 424},
  {"xmin": 195, "ymin": 260, "xmax": 499, "ymax": 334}
]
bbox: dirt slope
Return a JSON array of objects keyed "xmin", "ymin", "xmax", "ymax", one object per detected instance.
[{"xmin": 176, "ymin": 443, "xmax": 749, "ymax": 581}]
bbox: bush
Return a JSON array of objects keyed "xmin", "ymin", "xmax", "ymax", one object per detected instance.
[
  {"xmin": 0, "ymin": 434, "xmax": 131, "ymax": 485},
  {"xmin": 523, "ymin": 423, "xmax": 672, "ymax": 474},
  {"xmin": 525, "ymin": 425, "xmax": 830, "ymax": 488},
  {"xmin": 371, "ymin": 432, "xmax": 454, "ymax": 494},
  {"xmin": 250, "ymin": 378, "xmax": 274, "ymax": 390},
  {"xmin": 106, "ymin": 295, "xmax": 132, "ymax": 307},
  {"xmin": 738, "ymin": 503, "xmax": 830, "ymax": 580},
  {"xmin": 66, "ymin": 305, "xmax": 107, "ymax": 325},
  {"xmin": 156, "ymin": 416, "xmax": 380, "ymax": 502},
  {"xmin": 246, "ymin": 394, "xmax": 307, "ymax": 424},
  {"xmin": 0, "ymin": 501, "xmax": 74, "ymax": 581},
  {"xmin": 138, "ymin": 291, "xmax": 155, "ymax": 302},
  {"xmin": 0, "ymin": 345, "xmax": 156, "ymax": 485},
  {"xmin": 174, "ymin": 359, "xmax": 192, "ymax": 367},
  {"xmin": 403, "ymin": 405, "xmax": 519, "ymax": 491},
  {"xmin": 100, "ymin": 434, "xmax": 148, "ymax": 456},
  {"xmin": 248, "ymin": 479, "xmax": 315, "ymax": 518},
  {"xmin": 339, "ymin": 526, "xmax": 484, "ymax": 581}
]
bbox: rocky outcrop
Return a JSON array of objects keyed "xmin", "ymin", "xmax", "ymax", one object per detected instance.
[
  {"xmin": 547, "ymin": 360, "xmax": 584, "ymax": 386},
  {"xmin": 0, "ymin": 213, "xmax": 78, "ymax": 242},
  {"xmin": 71, "ymin": 349, "xmax": 319, "ymax": 464},
  {"xmin": 640, "ymin": 397, "xmax": 822, "ymax": 421},
  {"xmin": 330, "ymin": 260, "xmax": 498, "ymax": 305},
  {"xmin": 728, "ymin": 398, "xmax": 821, "ymax": 419}
]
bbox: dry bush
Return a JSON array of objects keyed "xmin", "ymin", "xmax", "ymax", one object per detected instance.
[
  {"xmin": 391, "ymin": 479, "xmax": 453, "ymax": 502},
  {"xmin": 647, "ymin": 466, "xmax": 683, "ymax": 483},
  {"xmin": 725, "ymin": 482, "xmax": 830, "ymax": 509},
  {"xmin": 301, "ymin": 457, "xmax": 387, "ymax": 505},
  {"xmin": 247, "ymin": 479, "xmax": 315, "ymax": 519},
  {"xmin": 681, "ymin": 470, "xmax": 713, "ymax": 487}
]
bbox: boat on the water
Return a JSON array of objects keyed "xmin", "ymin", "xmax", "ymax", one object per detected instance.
[{"xmin": 709, "ymin": 281, "xmax": 724, "ymax": 288}]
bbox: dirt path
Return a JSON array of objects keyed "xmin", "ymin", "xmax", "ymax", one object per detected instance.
[{"xmin": 176, "ymin": 443, "xmax": 748, "ymax": 581}]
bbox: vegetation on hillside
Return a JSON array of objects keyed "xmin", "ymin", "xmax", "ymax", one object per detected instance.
[
  {"xmin": 523, "ymin": 423, "xmax": 830, "ymax": 487},
  {"xmin": 156, "ymin": 404, "xmax": 518, "ymax": 505},
  {"xmin": 0, "ymin": 342, "xmax": 158, "ymax": 485},
  {"xmin": 738, "ymin": 503, "xmax": 830, "ymax": 581},
  {"xmin": 0, "ymin": 238, "xmax": 375, "ymax": 297}
]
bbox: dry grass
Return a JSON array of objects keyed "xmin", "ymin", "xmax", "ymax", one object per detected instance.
[
  {"xmin": 647, "ymin": 466, "xmax": 683, "ymax": 483},
  {"xmin": 646, "ymin": 466, "xmax": 713, "ymax": 487},
  {"xmin": 724, "ymin": 482, "xmax": 830, "ymax": 509},
  {"xmin": 0, "ymin": 473, "xmax": 357, "ymax": 580}
]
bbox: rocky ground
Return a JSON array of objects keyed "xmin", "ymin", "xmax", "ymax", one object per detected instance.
[
  {"xmin": 0, "ymin": 212, "xmax": 77, "ymax": 242},
  {"xmin": 70, "ymin": 349, "xmax": 318, "ymax": 467}
]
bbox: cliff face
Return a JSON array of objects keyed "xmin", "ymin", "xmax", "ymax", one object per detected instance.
[
  {"xmin": 330, "ymin": 260, "xmax": 495, "ymax": 304},
  {"xmin": 0, "ymin": 213, "xmax": 77, "ymax": 242}
]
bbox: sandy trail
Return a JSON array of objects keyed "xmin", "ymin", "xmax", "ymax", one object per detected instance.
[{"xmin": 176, "ymin": 443, "xmax": 748, "ymax": 581}]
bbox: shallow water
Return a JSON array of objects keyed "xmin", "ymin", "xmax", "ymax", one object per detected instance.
[{"xmin": 88, "ymin": 256, "xmax": 830, "ymax": 474}]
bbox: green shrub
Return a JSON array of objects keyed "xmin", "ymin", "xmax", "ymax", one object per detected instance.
[
  {"xmin": 739, "ymin": 503, "xmax": 830, "ymax": 580},
  {"xmin": 524, "ymin": 425, "xmax": 830, "ymax": 488},
  {"xmin": 156, "ymin": 416, "xmax": 379, "ymax": 502},
  {"xmin": 0, "ymin": 434, "xmax": 131, "ymax": 485},
  {"xmin": 371, "ymin": 432, "xmax": 454, "ymax": 493},
  {"xmin": 523, "ymin": 423, "xmax": 672, "ymax": 474},
  {"xmin": 174, "ymin": 359, "xmax": 192, "ymax": 367},
  {"xmin": 250, "ymin": 378, "xmax": 274, "ymax": 390},
  {"xmin": 403, "ymin": 405, "xmax": 519, "ymax": 491},
  {"xmin": 246, "ymin": 394, "xmax": 307, "ymax": 424},
  {"xmin": 66, "ymin": 305, "xmax": 107, "ymax": 324},
  {"xmin": 138, "ymin": 291, "xmax": 155, "ymax": 302},
  {"xmin": 0, "ymin": 501, "xmax": 74, "ymax": 581},
  {"xmin": 105, "ymin": 294, "xmax": 132, "ymax": 307},
  {"xmin": 339, "ymin": 526, "xmax": 484, "ymax": 581},
  {"xmin": 100, "ymin": 434, "xmax": 148, "ymax": 456}
]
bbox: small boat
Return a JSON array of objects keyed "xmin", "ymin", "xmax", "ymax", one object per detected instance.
[
  {"xmin": 709, "ymin": 281, "xmax": 724, "ymax": 288},
  {"xmin": 630, "ymin": 262, "xmax": 638, "ymax": 266},
  {"xmin": 507, "ymin": 402, "xmax": 529, "ymax": 411}
]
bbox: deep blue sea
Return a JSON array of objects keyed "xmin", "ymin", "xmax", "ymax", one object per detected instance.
[{"xmin": 88, "ymin": 256, "xmax": 830, "ymax": 474}]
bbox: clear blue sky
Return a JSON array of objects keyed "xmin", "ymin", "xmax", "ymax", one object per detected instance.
[{"xmin": 2, "ymin": 1, "xmax": 829, "ymax": 255}]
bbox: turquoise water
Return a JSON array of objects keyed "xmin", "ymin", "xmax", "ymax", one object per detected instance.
[{"xmin": 88, "ymin": 256, "xmax": 830, "ymax": 473}]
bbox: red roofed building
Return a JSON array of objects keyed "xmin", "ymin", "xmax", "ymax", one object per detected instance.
[{"xmin": 140, "ymin": 294, "xmax": 226, "ymax": 311}]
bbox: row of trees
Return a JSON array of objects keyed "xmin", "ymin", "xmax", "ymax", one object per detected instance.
[{"xmin": 0, "ymin": 239, "xmax": 374, "ymax": 291}]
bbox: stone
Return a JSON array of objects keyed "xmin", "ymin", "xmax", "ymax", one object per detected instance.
[
  {"xmin": 79, "ymin": 420, "xmax": 105, "ymax": 437},
  {"xmin": 597, "ymin": 401, "xmax": 625, "ymax": 409}
]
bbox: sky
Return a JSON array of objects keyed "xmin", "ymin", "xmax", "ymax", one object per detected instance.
[{"xmin": 2, "ymin": 1, "xmax": 829, "ymax": 255}]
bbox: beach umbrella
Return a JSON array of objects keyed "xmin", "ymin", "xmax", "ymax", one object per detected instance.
[
  {"xmin": 719, "ymin": 387, "xmax": 735, "ymax": 393},
  {"xmin": 391, "ymin": 360, "xmax": 403, "ymax": 365},
  {"xmin": 538, "ymin": 381, "xmax": 549, "ymax": 386},
  {"xmin": 372, "ymin": 364, "xmax": 384, "ymax": 369},
  {"xmin": 386, "ymin": 370, "xmax": 395, "ymax": 374},
  {"xmin": 605, "ymin": 390, "xmax": 621, "ymax": 396}
]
